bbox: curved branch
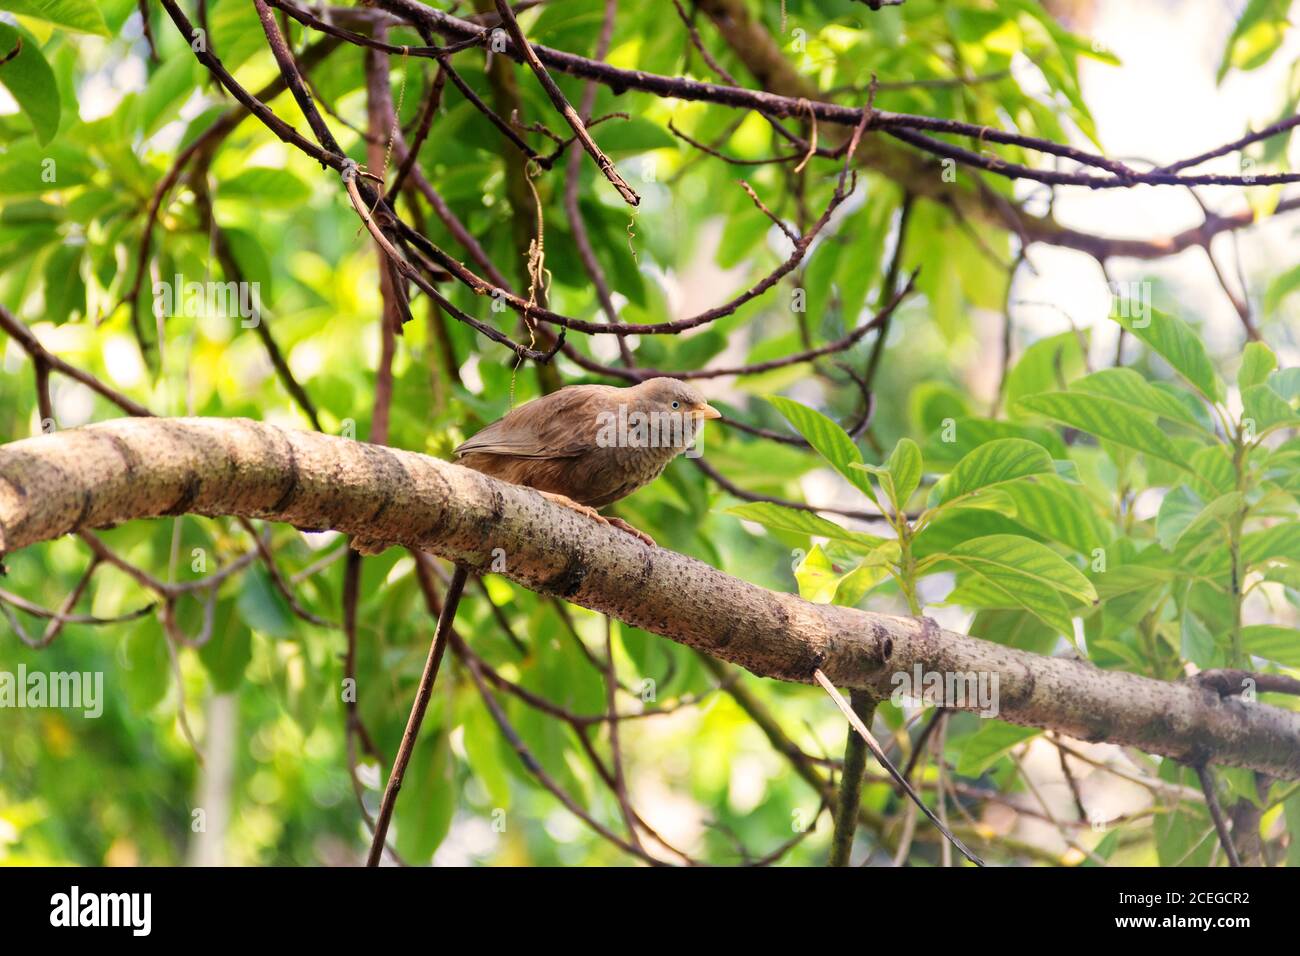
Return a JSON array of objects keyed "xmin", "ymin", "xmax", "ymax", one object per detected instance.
[{"xmin": 2, "ymin": 418, "xmax": 1298, "ymax": 780}]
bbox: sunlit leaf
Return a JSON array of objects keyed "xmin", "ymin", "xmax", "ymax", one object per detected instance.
[
  {"xmin": 723, "ymin": 501, "xmax": 884, "ymax": 550},
  {"xmin": 1111, "ymin": 307, "xmax": 1224, "ymax": 402},
  {"xmin": 884, "ymin": 437, "xmax": 923, "ymax": 510},
  {"xmin": 1018, "ymin": 391, "xmax": 1188, "ymax": 468},
  {"xmin": 767, "ymin": 395, "xmax": 878, "ymax": 503},
  {"xmin": 1239, "ymin": 341, "xmax": 1277, "ymax": 389},
  {"xmin": 0, "ymin": 23, "xmax": 60, "ymax": 144},
  {"xmin": 946, "ymin": 534, "xmax": 1096, "ymax": 605},
  {"xmin": 0, "ymin": 0, "xmax": 108, "ymax": 35},
  {"xmin": 954, "ymin": 721, "xmax": 1040, "ymax": 776},
  {"xmin": 933, "ymin": 438, "xmax": 1055, "ymax": 505}
]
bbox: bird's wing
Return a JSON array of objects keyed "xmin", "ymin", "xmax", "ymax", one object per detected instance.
[{"xmin": 454, "ymin": 385, "xmax": 617, "ymax": 460}]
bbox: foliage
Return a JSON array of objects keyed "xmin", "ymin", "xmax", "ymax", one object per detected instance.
[{"xmin": 0, "ymin": 0, "xmax": 1297, "ymax": 867}]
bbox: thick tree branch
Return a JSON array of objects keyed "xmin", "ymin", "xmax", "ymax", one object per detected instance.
[{"xmin": 2, "ymin": 417, "xmax": 1298, "ymax": 780}]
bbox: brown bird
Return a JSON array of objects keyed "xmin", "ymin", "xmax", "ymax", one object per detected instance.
[{"xmin": 454, "ymin": 377, "xmax": 721, "ymax": 546}]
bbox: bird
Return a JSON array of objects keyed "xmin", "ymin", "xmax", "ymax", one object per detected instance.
[{"xmin": 454, "ymin": 377, "xmax": 721, "ymax": 546}]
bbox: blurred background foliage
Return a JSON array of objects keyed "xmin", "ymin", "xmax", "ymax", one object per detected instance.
[{"xmin": 0, "ymin": 0, "xmax": 1298, "ymax": 866}]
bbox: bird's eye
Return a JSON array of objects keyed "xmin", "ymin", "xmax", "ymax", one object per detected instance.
[{"xmin": 671, "ymin": 401, "xmax": 680, "ymax": 409}]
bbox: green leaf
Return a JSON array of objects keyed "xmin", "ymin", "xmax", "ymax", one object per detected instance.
[
  {"xmin": 993, "ymin": 476, "xmax": 1111, "ymax": 555},
  {"xmin": 1222, "ymin": 766, "xmax": 1264, "ymax": 807},
  {"xmin": 970, "ymin": 608, "xmax": 1059, "ymax": 654},
  {"xmin": 1155, "ymin": 766, "xmax": 1213, "ymax": 866},
  {"xmin": 121, "ymin": 618, "xmax": 169, "ymax": 712},
  {"xmin": 909, "ymin": 381, "xmax": 971, "ymax": 437},
  {"xmin": 137, "ymin": 54, "xmax": 200, "ymax": 138},
  {"xmin": 794, "ymin": 544, "xmax": 841, "ymax": 604},
  {"xmin": 954, "ymin": 721, "xmax": 1040, "ymax": 776},
  {"xmin": 934, "ymin": 438, "xmax": 1055, "ymax": 506},
  {"xmin": 1239, "ymin": 341, "xmax": 1277, "ymax": 389},
  {"xmin": 1156, "ymin": 486, "xmax": 1203, "ymax": 550},
  {"xmin": 723, "ymin": 501, "xmax": 884, "ymax": 550},
  {"xmin": 1093, "ymin": 562, "xmax": 1179, "ymax": 601},
  {"xmin": 224, "ymin": 226, "xmax": 273, "ymax": 302},
  {"xmin": 0, "ymin": 23, "xmax": 61, "ymax": 145},
  {"xmin": 1286, "ymin": 791, "xmax": 1300, "ymax": 867},
  {"xmin": 462, "ymin": 700, "xmax": 511, "ymax": 810},
  {"xmin": 1217, "ymin": 0, "xmax": 1289, "ymax": 81},
  {"xmin": 1269, "ymin": 367, "xmax": 1300, "ymax": 402},
  {"xmin": 237, "ymin": 565, "xmax": 294, "ymax": 638},
  {"xmin": 766, "ymin": 395, "xmax": 877, "ymax": 502},
  {"xmin": 796, "ymin": 541, "xmax": 899, "ymax": 605},
  {"xmin": 1264, "ymin": 262, "xmax": 1300, "ymax": 314},
  {"xmin": 1017, "ymin": 391, "xmax": 1187, "ymax": 468},
  {"xmin": 1004, "ymin": 330, "xmax": 1087, "ymax": 414},
  {"xmin": 1242, "ymin": 625, "xmax": 1300, "ymax": 667},
  {"xmin": 1112, "ymin": 306, "xmax": 1223, "ymax": 402},
  {"xmin": 197, "ymin": 606, "xmax": 253, "ymax": 693},
  {"xmin": 1181, "ymin": 609, "xmax": 1221, "ymax": 669},
  {"xmin": 0, "ymin": 140, "xmax": 91, "ymax": 194},
  {"xmin": 221, "ymin": 166, "xmax": 312, "ymax": 209},
  {"xmin": 1242, "ymin": 383, "xmax": 1300, "ymax": 436},
  {"xmin": 1084, "ymin": 830, "xmax": 1122, "ymax": 866},
  {"xmin": 1173, "ymin": 492, "xmax": 1244, "ymax": 558},
  {"xmin": 1189, "ymin": 444, "xmax": 1236, "ymax": 498},
  {"xmin": 1072, "ymin": 367, "xmax": 1208, "ymax": 431},
  {"xmin": 1243, "ymin": 522, "xmax": 1300, "ymax": 565},
  {"xmin": 852, "ymin": 461, "xmax": 897, "ymax": 511},
  {"xmin": 924, "ymin": 417, "xmax": 1067, "ymax": 466},
  {"xmin": 947, "ymin": 534, "xmax": 1097, "ymax": 605},
  {"xmin": 42, "ymin": 240, "xmax": 83, "ymax": 324},
  {"xmin": 912, "ymin": 507, "xmax": 1035, "ymax": 559},
  {"xmin": 884, "ymin": 437, "xmax": 923, "ymax": 510},
  {"xmin": 592, "ymin": 116, "xmax": 676, "ymax": 154},
  {"xmin": 394, "ymin": 731, "xmax": 454, "ymax": 862},
  {"xmin": 947, "ymin": 572, "xmax": 1076, "ymax": 637},
  {"xmin": 833, "ymin": 549, "xmax": 897, "ymax": 607},
  {"xmin": 0, "ymin": 0, "xmax": 109, "ymax": 35}
]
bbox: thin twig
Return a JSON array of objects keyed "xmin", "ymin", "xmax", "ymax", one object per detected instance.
[
  {"xmin": 812, "ymin": 669, "xmax": 984, "ymax": 866},
  {"xmin": 492, "ymin": 0, "xmax": 639, "ymax": 205},
  {"xmin": 1195, "ymin": 763, "xmax": 1242, "ymax": 868}
]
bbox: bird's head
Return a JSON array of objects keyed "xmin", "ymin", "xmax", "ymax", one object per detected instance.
[{"xmin": 632, "ymin": 377, "xmax": 721, "ymax": 423}]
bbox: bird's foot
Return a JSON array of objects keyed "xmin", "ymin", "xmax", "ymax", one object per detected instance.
[
  {"xmin": 606, "ymin": 516, "xmax": 656, "ymax": 548},
  {"xmin": 539, "ymin": 491, "xmax": 604, "ymax": 523},
  {"xmin": 538, "ymin": 492, "xmax": 654, "ymax": 547}
]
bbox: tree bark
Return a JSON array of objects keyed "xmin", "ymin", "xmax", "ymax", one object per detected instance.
[{"xmin": 2, "ymin": 417, "xmax": 1297, "ymax": 779}]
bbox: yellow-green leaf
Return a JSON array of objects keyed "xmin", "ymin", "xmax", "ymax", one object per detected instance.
[
  {"xmin": 0, "ymin": 23, "xmax": 60, "ymax": 145},
  {"xmin": 1112, "ymin": 307, "xmax": 1224, "ymax": 402},
  {"xmin": 935, "ymin": 438, "xmax": 1055, "ymax": 505},
  {"xmin": 1018, "ymin": 391, "xmax": 1188, "ymax": 468},
  {"xmin": 0, "ymin": 0, "xmax": 108, "ymax": 36}
]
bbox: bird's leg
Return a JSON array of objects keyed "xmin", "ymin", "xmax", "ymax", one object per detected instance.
[
  {"xmin": 538, "ymin": 491, "xmax": 654, "ymax": 547},
  {"xmin": 539, "ymin": 490, "xmax": 605, "ymax": 522},
  {"xmin": 606, "ymin": 516, "xmax": 656, "ymax": 548}
]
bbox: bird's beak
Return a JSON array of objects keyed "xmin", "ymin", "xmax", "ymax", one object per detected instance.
[{"xmin": 693, "ymin": 402, "xmax": 722, "ymax": 420}]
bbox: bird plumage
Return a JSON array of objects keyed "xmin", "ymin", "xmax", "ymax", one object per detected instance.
[{"xmin": 454, "ymin": 378, "xmax": 719, "ymax": 509}]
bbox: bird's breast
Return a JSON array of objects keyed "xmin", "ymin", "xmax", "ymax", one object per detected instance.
[{"xmin": 562, "ymin": 442, "xmax": 683, "ymax": 508}]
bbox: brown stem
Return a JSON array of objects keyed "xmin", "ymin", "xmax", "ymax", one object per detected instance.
[
  {"xmin": 365, "ymin": 563, "xmax": 466, "ymax": 866},
  {"xmin": 492, "ymin": 0, "xmax": 638, "ymax": 205},
  {"xmin": 1195, "ymin": 763, "xmax": 1242, "ymax": 868}
]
